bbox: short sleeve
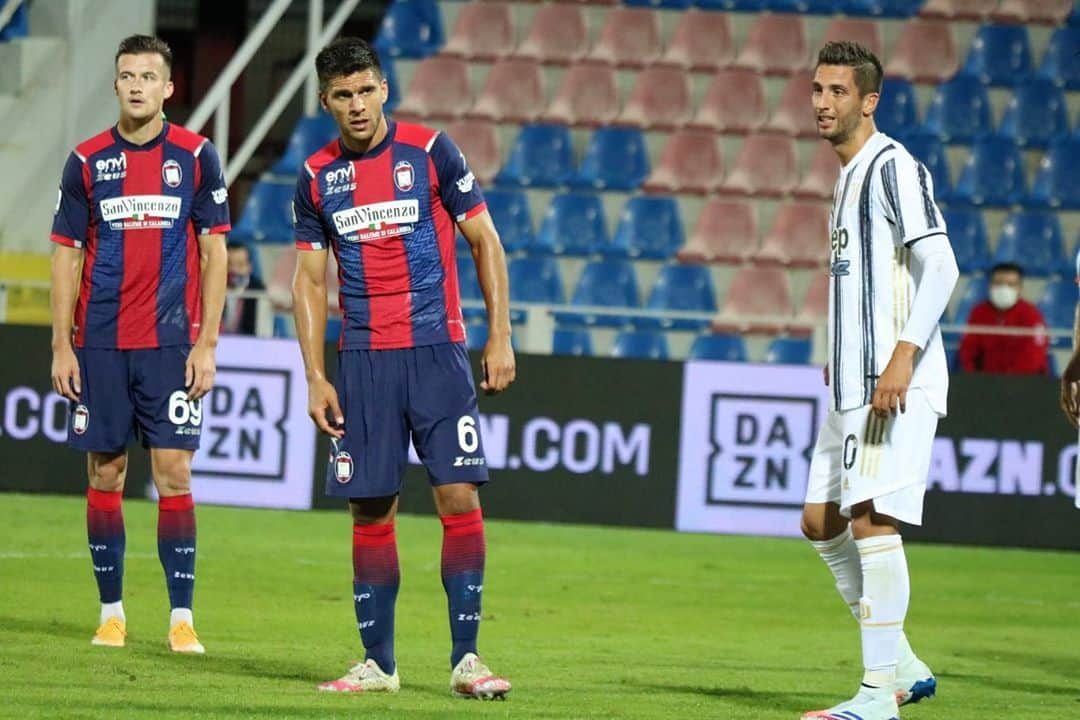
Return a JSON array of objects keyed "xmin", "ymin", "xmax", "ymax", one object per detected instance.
[
  {"xmin": 429, "ymin": 132, "xmax": 486, "ymax": 222},
  {"xmin": 50, "ymin": 153, "xmax": 89, "ymax": 249},
  {"xmin": 879, "ymin": 152, "xmax": 947, "ymax": 249},
  {"xmin": 191, "ymin": 141, "xmax": 232, "ymax": 235},
  {"xmin": 293, "ymin": 169, "xmax": 327, "ymax": 251}
]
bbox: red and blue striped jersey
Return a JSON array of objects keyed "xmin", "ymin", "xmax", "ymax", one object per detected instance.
[
  {"xmin": 51, "ymin": 123, "xmax": 231, "ymax": 349},
  {"xmin": 293, "ymin": 120, "xmax": 485, "ymax": 350}
]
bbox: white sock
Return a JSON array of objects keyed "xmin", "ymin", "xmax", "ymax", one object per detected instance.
[
  {"xmin": 856, "ymin": 535, "xmax": 910, "ymax": 689},
  {"xmin": 170, "ymin": 607, "xmax": 193, "ymax": 627},
  {"xmin": 810, "ymin": 526, "xmax": 863, "ymax": 621},
  {"xmin": 100, "ymin": 601, "xmax": 125, "ymax": 625}
]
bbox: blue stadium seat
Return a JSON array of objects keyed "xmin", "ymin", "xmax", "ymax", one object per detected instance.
[
  {"xmin": 456, "ymin": 255, "xmax": 482, "ymax": 301},
  {"xmin": 1038, "ymin": 279, "xmax": 1076, "ymax": 348},
  {"xmin": 508, "ymin": 256, "xmax": 564, "ymax": 304},
  {"xmin": 688, "ymin": 333, "xmax": 748, "ymax": 362},
  {"xmin": 230, "ymin": 180, "xmax": 295, "ymax": 244},
  {"xmin": 495, "ymin": 124, "xmax": 574, "ymax": 189},
  {"xmin": 325, "ymin": 316, "xmax": 342, "ymax": 344},
  {"xmin": 941, "ymin": 208, "xmax": 989, "ymax": 274},
  {"xmin": 558, "ymin": 259, "xmax": 640, "ymax": 328},
  {"xmin": 465, "ymin": 323, "xmax": 488, "ymax": 351},
  {"xmin": 693, "ymin": 0, "xmax": 766, "ymax": 10},
  {"xmin": 902, "ymin": 133, "xmax": 951, "ymax": 200},
  {"xmin": 571, "ymin": 127, "xmax": 649, "ymax": 192},
  {"xmin": 534, "ymin": 193, "xmax": 609, "ymax": 256},
  {"xmin": 946, "ymin": 275, "xmax": 989, "ymax": 344},
  {"xmin": 383, "ymin": 56, "xmax": 400, "ymax": 112},
  {"xmin": 921, "ymin": 75, "xmax": 992, "ymax": 143},
  {"xmin": 625, "ymin": 0, "xmax": 693, "ymax": 7},
  {"xmin": 483, "ymin": 189, "xmax": 533, "ymax": 253},
  {"xmin": 1037, "ymin": 27, "xmax": 1080, "ymax": 90},
  {"xmin": 552, "ymin": 328, "xmax": 594, "ymax": 356},
  {"xmin": 838, "ymin": 0, "xmax": 921, "ymax": 17},
  {"xmin": 997, "ymin": 78, "xmax": 1069, "ymax": 149},
  {"xmin": 609, "ymin": 196, "xmax": 684, "ymax": 260},
  {"xmin": 1028, "ymin": 139, "xmax": 1080, "ymax": 210},
  {"xmin": 875, "ymin": 78, "xmax": 917, "ymax": 139},
  {"xmin": 0, "ymin": 3, "xmax": 28, "ymax": 41},
  {"xmin": 768, "ymin": 0, "xmax": 839, "ymax": 13},
  {"xmin": 951, "ymin": 138, "xmax": 1026, "ymax": 207},
  {"xmin": 271, "ymin": 113, "xmax": 339, "ymax": 176},
  {"xmin": 765, "ymin": 337, "xmax": 812, "ymax": 365},
  {"xmin": 637, "ymin": 264, "xmax": 716, "ymax": 331},
  {"xmin": 611, "ymin": 330, "xmax": 669, "ymax": 360},
  {"xmin": 960, "ymin": 25, "xmax": 1033, "ymax": 86},
  {"xmin": 373, "ymin": 0, "xmax": 444, "ymax": 59},
  {"xmin": 992, "ymin": 212, "xmax": 1067, "ymax": 278}
]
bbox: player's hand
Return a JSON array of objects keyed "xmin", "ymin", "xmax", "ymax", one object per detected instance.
[
  {"xmin": 1060, "ymin": 352, "xmax": 1080, "ymax": 428},
  {"xmin": 872, "ymin": 342, "xmax": 917, "ymax": 418},
  {"xmin": 480, "ymin": 332, "xmax": 515, "ymax": 395},
  {"xmin": 308, "ymin": 378, "xmax": 344, "ymax": 438},
  {"xmin": 51, "ymin": 345, "xmax": 81, "ymax": 402},
  {"xmin": 185, "ymin": 342, "xmax": 216, "ymax": 401}
]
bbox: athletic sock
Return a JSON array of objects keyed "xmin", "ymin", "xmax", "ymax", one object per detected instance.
[
  {"xmin": 810, "ymin": 526, "xmax": 862, "ymax": 621},
  {"xmin": 856, "ymin": 535, "xmax": 910, "ymax": 689},
  {"xmin": 353, "ymin": 522, "xmax": 400, "ymax": 675},
  {"xmin": 157, "ymin": 494, "xmax": 197, "ymax": 619},
  {"xmin": 441, "ymin": 508, "xmax": 485, "ymax": 668},
  {"xmin": 87, "ymin": 488, "xmax": 125, "ymax": 619}
]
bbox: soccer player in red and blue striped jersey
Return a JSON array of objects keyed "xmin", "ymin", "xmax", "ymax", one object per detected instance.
[
  {"xmin": 49, "ymin": 35, "xmax": 230, "ymax": 654},
  {"xmin": 292, "ymin": 38, "xmax": 514, "ymax": 698}
]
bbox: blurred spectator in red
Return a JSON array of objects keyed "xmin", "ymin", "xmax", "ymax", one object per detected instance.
[{"xmin": 959, "ymin": 262, "xmax": 1049, "ymax": 375}]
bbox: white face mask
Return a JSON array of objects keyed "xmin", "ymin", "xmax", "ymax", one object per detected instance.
[{"xmin": 989, "ymin": 284, "xmax": 1019, "ymax": 311}]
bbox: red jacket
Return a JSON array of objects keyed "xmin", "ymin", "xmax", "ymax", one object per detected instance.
[{"xmin": 958, "ymin": 299, "xmax": 1049, "ymax": 375}]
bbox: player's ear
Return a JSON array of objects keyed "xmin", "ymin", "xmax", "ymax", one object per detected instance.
[
  {"xmin": 163, "ymin": 80, "xmax": 175, "ymax": 101},
  {"xmin": 380, "ymin": 77, "xmax": 389, "ymax": 104},
  {"xmin": 319, "ymin": 93, "xmax": 329, "ymax": 112},
  {"xmin": 862, "ymin": 91, "xmax": 880, "ymax": 117}
]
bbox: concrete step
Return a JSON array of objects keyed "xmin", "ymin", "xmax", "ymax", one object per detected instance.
[{"xmin": 0, "ymin": 36, "xmax": 66, "ymax": 95}]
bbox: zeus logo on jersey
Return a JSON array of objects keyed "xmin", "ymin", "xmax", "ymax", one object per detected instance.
[
  {"xmin": 332, "ymin": 200, "xmax": 419, "ymax": 242},
  {"xmin": 95, "ymin": 153, "xmax": 126, "ymax": 181},
  {"xmin": 99, "ymin": 195, "xmax": 182, "ymax": 230}
]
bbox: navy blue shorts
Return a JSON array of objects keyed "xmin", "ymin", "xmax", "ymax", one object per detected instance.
[
  {"xmin": 69, "ymin": 346, "xmax": 202, "ymax": 453},
  {"xmin": 326, "ymin": 342, "xmax": 488, "ymax": 498}
]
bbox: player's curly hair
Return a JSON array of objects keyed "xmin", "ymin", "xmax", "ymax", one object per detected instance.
[
  {"xmin": 316, "ymin": 37, "xmax": 383, "ymax": 93},
  {"xmin": 816, "ymin": 41, "xmax": 882, "ymax": 97},
  {"xmin": 115, "ymin": 34, "xmax": 173, "ymax": 73}
]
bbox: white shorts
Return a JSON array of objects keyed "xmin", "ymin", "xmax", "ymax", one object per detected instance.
[{"xmin": 805, "ymin": 389, "xmax": 938, "ymax": 526}]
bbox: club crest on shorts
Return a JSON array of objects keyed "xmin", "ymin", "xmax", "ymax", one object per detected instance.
[
  {"xmin": 162, "ymin": 159, "xmax": 183, "ymax": 188},
  {"xmin": 393, "ymin": 161, "xmax": 414, "ymax": 192},
  {"xmin": 333, "ymin": 451, "xmax": 354, "ymax": 484},
  {"xmin": 72, "ymin": 404, "xmax": 90, "ymax": 435}
]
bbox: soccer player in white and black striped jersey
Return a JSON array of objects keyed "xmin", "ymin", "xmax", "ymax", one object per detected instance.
[{"xmin": 799, "ymin": 42, "xmax": 959, "ymax": 720}]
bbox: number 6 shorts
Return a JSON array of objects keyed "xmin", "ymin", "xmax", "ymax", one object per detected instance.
[
  {"xmin": 325, "ymin": 342, "xmax": 489, "ymax": 498},
  {"xmin": 69, "ymin": 346, "xmax": 202, "ymax": 453},
  {"xmin": 805, "ymin": 388, "xmax": 939, "ymax": 526}
]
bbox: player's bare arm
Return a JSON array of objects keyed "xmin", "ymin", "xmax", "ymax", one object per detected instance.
[
  {"xmin": 460, "ymin": 209, "xmax": 515, "ymax": 395},
  {"xmin": 292, "ymin": 248, "xmax": 344, "ymax": 437},
  {"xmin": 50, "ymin": 244, "xmax": 83, "ymax": 401},
  {"xmin": 1060, "ymin": 304, "xmax": 1080, "ymax": 427},
  {"xmin": 186, "ymin": 233, "xmax": 227, "ymax": 401}
]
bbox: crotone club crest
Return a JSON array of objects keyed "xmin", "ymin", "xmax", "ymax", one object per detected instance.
[{"xmin": 393, "ymin": 161, "xmax": 414, "ymax": 192}]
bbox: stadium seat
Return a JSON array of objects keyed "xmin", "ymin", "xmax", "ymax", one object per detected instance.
[
  {"xmin": 713, "ymin": 265, "xmax": 794, "ymax": 334},
  {"xmin": 960, "ymin": 25, "xmax": 1033, "ymax": 87},
  {"xmin": 952, "ymin": 275, "xmax": 989, "ymax": 324},
  {"xmin": 393, "ymin": 55, "xmax": 471, "ymax": 121},
  {"xmin": 756, "ymin": 202, "xmax": 830, "ymax": 269},
  {"xmin": 921, "ymin": 75, "xmax": 993, "ymax": 143},
  {"xmin": 610, "ymin": 196, "xmax": 685, "ymax": 260},
  {"xmin": 688, "ymin": 69, "xmax": 767, "ymax": 134},
  {"xmin": 658, "ymin": 9, "xmax": 735, "ymax": 72},
  {"xmin": 457, "ymin": 255, "xmax": 482, "ymax": 301},
  {"xmin": 231, "ymin": 180, "xmax": 295, "ymax": 244},
  {"xmin": 446, "ymin": 120, "xmax": 501, "ymax": 187},
  {"xmin": 997, "ymin": 78, "xmax": 1069, "ymax": 149},
  {"xmin": 465, "ymin": 323, "xmax": 488, "ymax": 351},
  {"xmin": 643, "ymin": 130, "xmax": 724, "ymax": 195},
  {"xmin": 543, "ymin": 65, "xmax": 620, "ymax": 127},
  {"xmin": 442, "ymin": 1, "xmax": 515, "ymax": 62},
  {"xmin": 638, "ymin": 264, "xmax": 717, "ymax": 330},
  {"xmin": 560, "ymin": 259, "xmax": 640, "ymax": 327},
  {"xmin": 687, "ymin": 333, "xmax": 748, "ymax": 362},
  {"xmin": 1038, "ymin": 279, "xmax": 1076, "ymax": 347},
  {"xmin": 270, "ymin": 113, "xmax": 338, "ymax": 176},
  {"xmin": 720, "ymin": 133, "xmax": 797, "ymax": 197},
  {"xmin": 993, "ymin": 0, "xmax": 1074, "ymax": 25},
  {"xmin": 677, "ymin": 198, "xmax": 758, "ymax": 264},
  {"xmin": 817, "ymin": 19, "xmax": 883, "ymax": 61},
  {"xmin": 951, "ymin": 138, "xmax": 1026, "ymax": 207},
  {"xmin": 902, "ymin": 133, "xmax": 952, "ymax": 200},
  {"xmin": 884, "ymin": 20, "xmax": 958, "ymax": 83},
  {"xmin": 494, "ymin": 124, "xmax": 574, "ymax": 188},
  {"xmin": 374, "ymin": 0, "xmax": 444, "ymax": 59},
  {"xmin": 514, "ymin": 4, "xmax": 589, "ymax": 65},
  {"xmin": 840, "ymin": 0, "xmax": 925, "ymax": 17},
  {"xmin": 611, "ymin": 330, "xmax": 669, "ymax": 360},
  {"xmin": 508, "ymin": 256, "xmax": 564, "ymax": 304},
  {"xmin": 534, "ymin": 192, "xmax": 609, "ymax": 256},
  {"xmin": 941, "ymin": 208, "xmax": 989, "ymax": 274},
  {"xmin": 919, "ymin": 0, "xmax": 997, "ymax": 20},
  {"xmin": 552, "ymin": 327, "xmax": 594, "ymax": 356},
  {"xmin": 1037, "ymin": 28, "xmax": 1080, "ymax": 90},
  {"xmin": 875, "ymin": 78, "xmax": 918, "ymax": 140},
  {"xmin": 765, "ymin": 337, "xmax": 812, "ymax": 365},
  {"xmin": 793, "ymin": 142, "xmax": 841, "ymax": 200},
  {"xmin": 617, "ymin": 67, "xmax": 693, "ymax": 130},
  {"xmin": 1028, "ymin": 139, "xmax": 1080, "ymax": 210},
  {"xmin": 626, "ymin": 0, "xmax": 693, "ymax": 7},
  {"xmin": 468, "ymin": 58, "xmax": 546, "ymax": 124},
  {"xmin": 992, "ymin": 212, "xmax": 1067, "ymax": 277},
  {"xmin": 571, "ymin": 127, "xmax": 650, "ymax": 192},
  {"xmin": 482, "ymin": 188, "xmax": 533, "ymax": 253},
  {"xmin": 795, "ymin": 271, "xmax": 829, "ymax": 325},
  {"xmin": 734, "ymin": 14, "xmax": 809, "ymax": 76},
  {"xmin": 764, "ymin": 72, "xmax": 817, "ymax": 138},
  {"xmin": 586, "ymin": 8, "xmax": 663, "ymax": 68}
]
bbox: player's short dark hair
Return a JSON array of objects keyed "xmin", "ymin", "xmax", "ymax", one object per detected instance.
[
  {"xmin": 990, "ymin": 262, "xmax": 1024, "ymax": 279},
  {"xmin": 115, "ymin": 34, "xmax": 173, "ymax": 73},
  {"xmin": 816, "ymin": 41, "xmax": 883, "ymax": 97},
  {"xmin": 316, "ymin": 37, "xmax": 383, "ymax": 93}
]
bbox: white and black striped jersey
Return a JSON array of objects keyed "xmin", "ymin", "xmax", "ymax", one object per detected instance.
[{"xmin": 827, "ymin": 131, "xmax": 950, "ymax": 415}]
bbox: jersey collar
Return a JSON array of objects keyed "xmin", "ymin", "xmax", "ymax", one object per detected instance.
[
  {"xmin": 841, "ymin": 131, "xmax": 888, "ymax": 173},
  {"xmin": 110, "ymin": 121, "xmax": 169, "ymax": 152},
  {"xmin": 338, "ymin": 119, "xmax": 396, "ymax": 161}
]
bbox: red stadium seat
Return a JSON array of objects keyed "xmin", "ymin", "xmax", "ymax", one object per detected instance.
[
  {"xmin": 543, "ymin": 64, "xmax": 620, "ymax": 127},
  {"xmin": 992, "ymin": 0, "xmax": 1074, "ymax": 24},
  {"xmin": 735, "ymin": 15, "xmax": 809, "ymax": 76},
  {"xmin": 677, "ymin": 198, "xmax": 758, "ymax": 265},
  {"xmin": 442, "ymin": 2, "xmax": 516, "ymax": 62},
  {"xmin": 919, "ymin": 0, "xmax": 998, "ymax": 20},
  {"xmin": 659, "ymin": 10, "xmax": 734, "ymax": 72},
  {"xmin": 514, "ymin": 4, "xmax": 589, "ymax": 65},
  {"xmin": 688, "ymin": 69, "xmax": 766, "ymax": 134},
  {"xmin": 585, "ymin": 8, "xmax": 662, "ymax": 68},
  {"xmin": 755, "ymin": 202, "xmax": 830, "ymax": 269},
  {"xmin": 713, "ymin": 265, "xmax": 794, "ymax": 335},
  {"xmin": 642, "ymin": 130, "xmax": 724, "ymax": 195},
  {"xmin": 267, "ymin": 246, "xmax": 340, "ymax": 314},
  {"xmin": 885, "ymin": 21, "xmax": 958, "ymax": 83},
  {"xmin": 467, "ymin": 58, "xmax": 546, "ymax": 124},
  {"xmin": 795, "ymin": 271, "xmax": 829, "ymax": 327},
  {"xmin": 617, "ymin": 67, "xmax": 693, "ymax": 130},
  {"xmin": 720, "ymin": 133, "xmax": 797, "ymax": 198},
  {"xmin": 393, "ymin": 55, "xmax": 472, "ymax": 122},
  {"xmin": 446, "ymin": 120, "xmax": 501, "ymax": 186},
  {"xmin": 764, "ymin": 71, "xmax": 817, "ymax": 138},
  {"xmin": 793, "ymin": 142, "xmax": 841, "ymax": 200},
  {"xmin": 816, "ymin": 19, "xmax": 883, "ymax": 64}
]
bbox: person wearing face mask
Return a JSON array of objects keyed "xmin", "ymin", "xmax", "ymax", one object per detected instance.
[
  {"xmin": 221, "ymin": 242, "xmax": 265, "ymax": 335},
  {"xmin": 958, "ymin": 262, "xmax": 1049, "ymax": 375}
]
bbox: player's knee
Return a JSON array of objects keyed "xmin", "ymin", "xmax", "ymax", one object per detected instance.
[
  {"xmin": 89, "ymin": 453, "xmax": 127, "ymax": 491},
  {"xmin": 349, "ymin": 496, "xmax": 397, "ymax": 525},
  {"xmin": 433, "ymin": 482, "xmax": 479, "ymax": 517},
  {"xmin": 801, "ymin": 513, "xmax": 829, "ymax": 542},
  {"xmin": 153, "ymin": 453, "xmax": 193, "ymax": 496}
]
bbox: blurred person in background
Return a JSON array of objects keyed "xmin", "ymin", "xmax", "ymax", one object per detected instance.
[
  {"xmin": 221, "ymin": 241, "xmax": 265, "ymax": 335},
  {"xmin": 958, "ymin": 262, "xmax": 1049, "ymax": 375}
]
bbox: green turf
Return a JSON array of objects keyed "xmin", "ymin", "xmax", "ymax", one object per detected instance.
[{"xmin": 1, "ymin": 492, "xmax": 1078, "ymax": 719}]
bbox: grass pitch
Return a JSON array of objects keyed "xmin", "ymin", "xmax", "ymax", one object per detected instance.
[{"xmin": 0, "ymin": 492, "xmax": 1078, "ymax": 719}]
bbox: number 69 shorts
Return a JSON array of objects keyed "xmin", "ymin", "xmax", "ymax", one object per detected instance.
[
  {"xmin": 325, "ymin": 342, "xmax": 489, "ymax": 498},
  {"xmin": 805, "ymin": 388, "xmax": 939, "ymax": 526}
]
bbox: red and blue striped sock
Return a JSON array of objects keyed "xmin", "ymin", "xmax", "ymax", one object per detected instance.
[
  {"xmin": 353, "ymin": 522, "xmax": 400, "ymax": 675},
  {"xmin": 87, "ymin": 488, "xmax": 125, "ymax": 605},
  {"xmin": 441, "ymin": 508, "xmax": 486, "ymax": 668},
  {"xmin": 157, "ymin": 494, "xmax": 196, "ymax": 612}
]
